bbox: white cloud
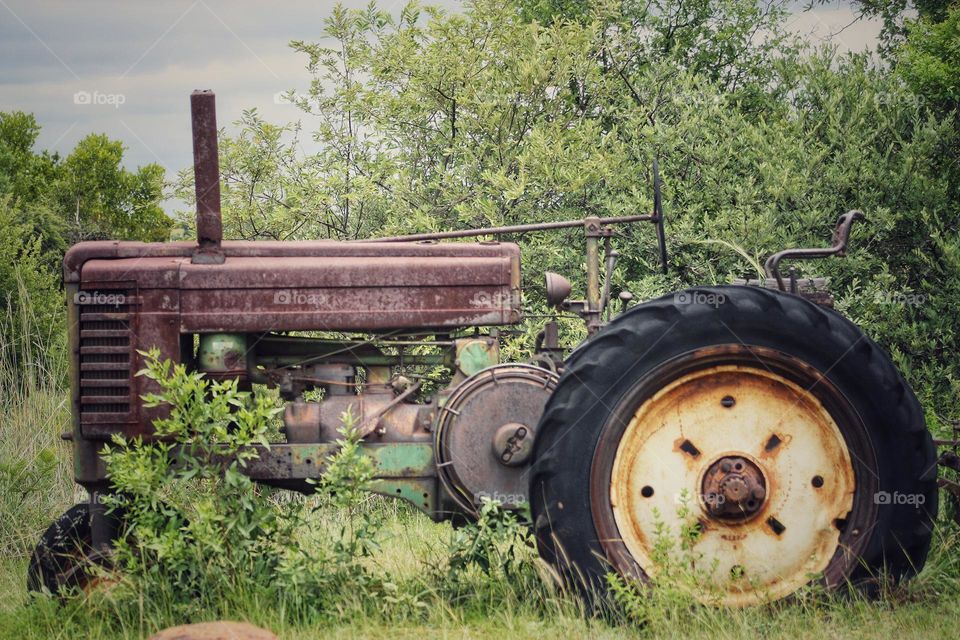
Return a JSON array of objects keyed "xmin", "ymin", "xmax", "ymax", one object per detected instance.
[{"xmin": 784, "ymin": 5, "xmax": 883, "ymax": 53}]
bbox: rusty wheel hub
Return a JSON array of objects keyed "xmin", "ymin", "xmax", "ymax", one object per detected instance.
[
  {"xmin": 607, "ymin": 361, "xmax": 857, "ymax": 606},
  {"xmin": 702, "ymin": 455, "xmax": 767, "ymax": 520}
]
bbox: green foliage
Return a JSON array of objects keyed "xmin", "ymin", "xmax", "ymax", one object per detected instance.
[
  {"xmin": 97, "ymin": 352, "xmax": 397, "ymax": 621},
  {"xmin": 315, "ymin": 408, "xmax": 382, "ymax": 562},
  {"xmin": 54, "ymin": 134, "xmax": 171, "ymax": 242},
  {"xmin": 176, "ymin": 111, "xmax": 314, "ymax": 240},
  {"xmin": 604, "ymin": 495, "xmax": 710, "ymax": 627},
  {"xmin": 187, "ymin": 0, "xmax": 959, "ymax": 432},
  {"xmin": 0, "ymin": 111, "xmax": 171, "ymax": 376},
  {"xmin": 0, "ymin": 196, "xmax": 66, "ymax": 375},
  {"xmin": 42, "ymin": 353, "xmax": 557, "ymax": 629},
  {"xmin": 100, "ymin": 350, "xmax": 288, "ymax": 609},
  {"xmin": 897, "ymin": 1, "xmax": 960, "ymax": 113},
  {"xmin": 0, "ymin": 113, "xmax": 171, "ymax": 244},
  {"xmin": 446, "ymin": 497, "xmax": 535, "ymax": 580},
  {"xmin": 605, "ymin": 496, "xmax": 791, "ymax": 628},
  {"xmin": 0, "ymin": 112, "xmax": 58, "ymax": 204},
  {"xmin": 0, "ymin": 285, "xmax": 72, "ymax": 558}
]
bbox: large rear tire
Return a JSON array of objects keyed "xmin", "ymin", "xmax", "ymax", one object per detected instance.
[{"xmin": 531, "ymin": 285, "xmax": 937, "ymax": 606}]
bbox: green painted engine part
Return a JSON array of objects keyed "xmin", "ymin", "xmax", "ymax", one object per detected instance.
[{"xmin": 198, "ymin": 333, "xmax": 248, "ymax": 372}]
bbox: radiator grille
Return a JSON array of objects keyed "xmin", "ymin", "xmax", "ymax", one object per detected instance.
[{"xmin": 77, "ymin": 290, "xmax": 135, "ymax": 421}]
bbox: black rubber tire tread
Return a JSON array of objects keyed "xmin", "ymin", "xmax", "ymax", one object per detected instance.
[
  {"xmin": 27, "ymin": 503, "xmax": 93, "ymax": 594},
  {"xmin": 531, "ymin": 285, "xmax": 938, "ymax": 598}
]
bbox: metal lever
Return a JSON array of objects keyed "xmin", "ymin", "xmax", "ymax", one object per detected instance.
[
  {"xmin": 600, "ymin": 242, "xmax": 619, "ymax": 320},
  {"xmin": 652, "ymin": 158, "xmax": 668, "ymax": 274},
  {"xmin": 764, "ymin": 210, "xmax": 864, "ymax": 291}
]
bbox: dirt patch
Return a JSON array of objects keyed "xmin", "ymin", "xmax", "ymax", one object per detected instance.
[{"xmin": 149, "ymin": 621, "xmax": 277, "ymax": 640}]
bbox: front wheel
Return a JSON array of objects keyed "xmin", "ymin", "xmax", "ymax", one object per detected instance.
[
  {"xmin": 28, "ymin": 503, "xmax": 118, "ymax": 596},
  {"xmin": 531, "ymin": 286, "xmax": 937, "ymax": 606}
]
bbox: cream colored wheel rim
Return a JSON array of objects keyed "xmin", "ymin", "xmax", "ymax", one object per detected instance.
[{"xmin": 609, "ymin": 364, "xmax": 856, "ymax": 606}]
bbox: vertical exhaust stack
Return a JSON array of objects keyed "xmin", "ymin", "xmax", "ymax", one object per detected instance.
[{"xmin": 190, "ymin": 90, "xmax": 225, "ymax": 264}]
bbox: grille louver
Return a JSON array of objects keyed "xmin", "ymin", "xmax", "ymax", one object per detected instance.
[{"xmin": 77, "ymin": 291, "xmax": 137, "ymax": 423}]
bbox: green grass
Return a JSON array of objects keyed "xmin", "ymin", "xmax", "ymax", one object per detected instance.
[
  {"xmin": 0, "ymin": 301, "xmax": 74, "ymax": 561},
  {"xmin": 1, "ymin": 521, "xmax": 959, "ymax": 639}
]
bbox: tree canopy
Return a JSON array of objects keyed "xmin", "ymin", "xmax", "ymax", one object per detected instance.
[
  {"xmin": 172, "ymin": 0, "xmax": 958, "ymax": 428},
  {"xmin": 0, "ymin": 112, "xmax": 171, "ymax": 371}
]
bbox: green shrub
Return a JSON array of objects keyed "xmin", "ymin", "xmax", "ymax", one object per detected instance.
[{"xmin": 92, "ymin": 351, "xmax": 400, "ymax": 624}]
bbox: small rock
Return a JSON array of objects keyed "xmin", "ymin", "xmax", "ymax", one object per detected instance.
[{"xmin": 148, "ymin": 621, "xmax": 277, "ymax": 640}]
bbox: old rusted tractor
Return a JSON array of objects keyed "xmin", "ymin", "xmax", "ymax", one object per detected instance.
[{"xmin": 30, "ymin": 91, "xmax": 944, "ymax": 606}]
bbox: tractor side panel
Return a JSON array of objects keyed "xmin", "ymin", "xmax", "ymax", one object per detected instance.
[{"xmin": 177, "ymin": 255, "xmax": 519, "ymax": 331}]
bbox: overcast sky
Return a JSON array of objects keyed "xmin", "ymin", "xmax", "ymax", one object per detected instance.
[{"xmin": 0, "ymin": 1, "xmax": 882, "ymax": 213}]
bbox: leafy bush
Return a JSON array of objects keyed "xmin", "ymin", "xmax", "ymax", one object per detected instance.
[
  {"xmin": 98, "ymin": 351, "xmax": 391, "ymax": 621},
  {"xmin": 101, "ymin": 350, "xmax": 289, "ymax": 609},
  {"xmin": 444, "ymin": 497, "xmax": 539, "ymax": 587},
  {"xmin": 53, "ymin": 351, "xmax": 560, "ymax": 630}
]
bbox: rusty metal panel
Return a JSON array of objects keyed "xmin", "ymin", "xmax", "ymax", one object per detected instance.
[
  {"xmin": 81, "ymin": 258, "xmax": 183, "ymax": 289},
  {"xmin": 72, "ymin": 276, "xmax": 184, "ymax": 440},
  {"xmin": 74, "ymin": 283, "xmax": 137, "ymax": 434},
  {"xmin": 65, "ymin": 239, "xmax": 521, "ymax": 282},
  {"xmin": 177, "ymin": 254, "xmax": 520, "ymax": 330},
  {"xmin": 177, "ymin": 256, "xmax": 511, "ymax": 288},
  {"xmin": 77, "ymin": 243, "xmax": 522, "ymax": 332},
  {"xmin": 179, "ymin": 286, "xmax": 517, "ymax": 332}
]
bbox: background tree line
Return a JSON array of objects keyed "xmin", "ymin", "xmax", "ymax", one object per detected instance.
[{"xmin": 0, "ymin": 112, "xmax": 170, "ymax": 374}]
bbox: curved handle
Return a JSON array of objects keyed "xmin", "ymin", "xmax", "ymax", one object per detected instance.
[{"xmin": 764, "ymin": 210, "xmax": 864, "ymax": 291}]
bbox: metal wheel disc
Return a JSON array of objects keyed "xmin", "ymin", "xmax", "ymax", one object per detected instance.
[
  {"xmin": 436, "ymin": 364, "xmax": 557, "ymax": 512},
  {"xmin": 607, "ymin": 359, "xmax": 857, "ymax": 606}
]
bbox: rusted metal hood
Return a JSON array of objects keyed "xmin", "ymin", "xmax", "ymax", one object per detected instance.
[{"xmin": 71, "ymin": 239, "xmax": 522, "ymax": 332}]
